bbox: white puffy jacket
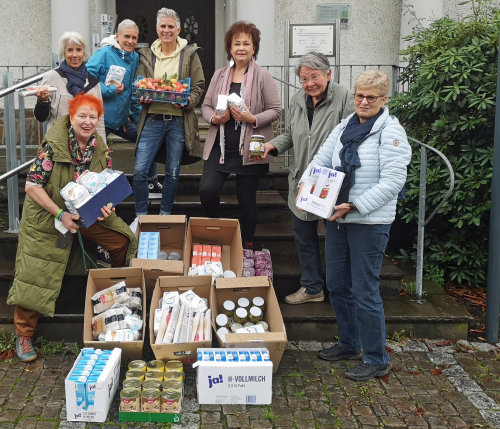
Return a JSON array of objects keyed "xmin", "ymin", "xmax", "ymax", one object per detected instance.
[{"xmin": 300, "ymin": 107, "xmax": 412, "ymax": 224}]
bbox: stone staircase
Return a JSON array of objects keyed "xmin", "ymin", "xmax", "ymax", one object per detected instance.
[{"xmin": 0, "ymin": 111, "xmax": 473, "ymax": 341}]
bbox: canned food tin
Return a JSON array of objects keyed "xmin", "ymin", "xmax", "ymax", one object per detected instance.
[
  {"xmin": 164, "ymin": 360, "xmax": 184, "ymax": 372},
  {"xmin": 120, "ymin": 388, "xmax": 140, "ymax": 412},
  {"xmin": 216, "ymin": 313, "xmax": 230, "ymax": 329},
  {"xmin": 162, "ymin": 379, "xmax": 183, "ymax": 391},
  {"xmin": 145, "ymin": 370, "xmax": 164, "ymax": 381},
  {"xmin": 161, "ymin": 388, "xmax": 182, "ymax": 413},
  {"xmin": 122, "ymin": 378, "xmax": 142, "ymax": 390},
  {"xmin": 233, "ymin": 307, "xmax": 248, "ymax": 324},
  {"xmin": 142, "ymin": 378, "xmax": 162, "ymax": 391},
  {"xmin": 237, "ymin": 297, "xmax": 250, "ymax": 309},
  {"xmin": 147, "ymin": 359, "xmax": 165, "ymax": 372},
  {"xmin": 252, "ymin": 296, "xmax": 265, "ymax": 310},
  {"xmin": 222, "ymin": 300, "xmax": 235, "ymax": 317},
  {"xmin": 128, "ymin": 360, "xmax": 147, "ymax": 372},
  {"xmin": 164, "ymin": 370, "xmax": 184, "ymax": 382},
  {"xmin": 249, "ymin": 306, "xmax": 263, "ymax": 323},
  {"xmin": 125, "ymin": 369, "xmax": 145, "ymax": 381},
  {"xmin": 141, "ymin": 388, "xmax": 161, "ymax": 412}
]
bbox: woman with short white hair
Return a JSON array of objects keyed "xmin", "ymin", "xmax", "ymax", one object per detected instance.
[{"xmin": 34, "ymin": 31, "xmax": 105, "ymax": 141}]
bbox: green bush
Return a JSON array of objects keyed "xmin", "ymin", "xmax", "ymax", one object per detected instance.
[{"xmin": 389, "ymin": 0, "xmax": 499, "ymax": 286}]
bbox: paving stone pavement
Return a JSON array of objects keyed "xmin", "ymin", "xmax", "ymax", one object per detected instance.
[{"xmin": 0, "ymin": 339, "xmax": 499, "ymax": 428}]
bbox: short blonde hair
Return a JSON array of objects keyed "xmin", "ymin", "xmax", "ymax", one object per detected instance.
[
  {"xmin": 59, "ymin": 31, "xmax": 87, "ymax": 60},
  {"xmin": 354, "ymin": 70, "xmax": 390, "ymax": 96}
]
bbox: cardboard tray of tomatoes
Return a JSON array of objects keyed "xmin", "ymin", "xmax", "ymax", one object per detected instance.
[{"xmin": 132, "ymin": 76, "xmax": 190, "ymax": 105}]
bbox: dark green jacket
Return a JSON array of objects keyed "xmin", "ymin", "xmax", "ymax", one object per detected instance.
[
  {"xmin": 7, "ymin": 116, "xmax": 137, "ymax": 316},
  {"xmin": 135, "ymin": 43, "xmax": 205, "ymax": 162}
]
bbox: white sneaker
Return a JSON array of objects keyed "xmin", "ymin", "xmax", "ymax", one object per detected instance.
[{"xmin": 129, "ymin": 217, "xmax": 139, "ymax": 235}]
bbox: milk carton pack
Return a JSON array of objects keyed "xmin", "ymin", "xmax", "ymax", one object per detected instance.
[
  {"xmin": 296, "ymin": 165, "xmax": 345, "ymax": 218},
  {"xmin": 137, "ymin": 231, "xmax": 161, "ymax": 259},
  {"xmin": 65, "ymin": 348, "xmax": 121, "ymax": 422},
  {"xmin": 193, "ymin": 348, "xmax": 273, "ymax": 404}
]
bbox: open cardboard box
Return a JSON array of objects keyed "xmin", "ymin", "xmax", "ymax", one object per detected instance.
[
  {"xmin": 149, "ymin": 275, "xmax": 213, "ymax": 364},
  {"xmin": 183, "ymin": 217, "xmax": 243, "ymax": 276},
  {"xmin": 83, "ymin": 268, "xmax": 145, "ymax": 362},
  {"xmin": 130, "ymin": 215, "xmax": 186, "ymax": 274},
  {"xmin": 211, "ymin": 276, "xmax": 288, "ymax": 373}
]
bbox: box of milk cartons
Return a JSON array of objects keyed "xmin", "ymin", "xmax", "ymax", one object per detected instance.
[
  {"xmin": 65, "ymin": 348, "xmax": 121, "ymax": 422},
  {"xmin": 193, "ymin": 348, "xmax": 273, "ymax": 404}
]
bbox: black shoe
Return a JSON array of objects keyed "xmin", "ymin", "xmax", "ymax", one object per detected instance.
[
  {"xmin": 96, "ymin": 246, "xmax": 111, "ymax": 268},
  {"xmin": 148, "ymin": 178, "xmax": 163, "ymax": 199},
  {"xmin": 318, "ymin": 344, "xmax": 362, "ymax": 361},
  {"xmin": 345, "ymin": 362, "xmax": 390, "ymax": 381}
]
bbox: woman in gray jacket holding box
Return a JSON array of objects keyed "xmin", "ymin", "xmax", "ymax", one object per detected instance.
[{"xmin": 261, "ymin": 52, "xmax": 353, "ymax": 304}]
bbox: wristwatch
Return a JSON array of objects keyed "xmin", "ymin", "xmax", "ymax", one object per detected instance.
[{"xmin": 348, "ymin": 201, "xmax": 357, "ymax": 211}]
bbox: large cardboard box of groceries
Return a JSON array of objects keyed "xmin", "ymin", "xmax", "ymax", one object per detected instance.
[
  {"xmin": 296, "ymin": 165, "xmax": 345, "ymax": 218},
  {"xmin": 184, "ymin": 217, "xmax": 243, "ymax": 276},
  {"xmin": 130, "ymin": 215, "xmax": 186, "ymax": 276},
  {"xmin": 83, "ymin": 268, "xmax": 145, "ymax": 362},
  {"xmin": 211, "ymin": 276, "xmax": 287, "ymax": 373},
  {"xmin": 193, "ymin": 347, "xmax": 273, "ymax": 404},
  {"xmin": 149, "ymin": 275, "xmax": 212, "ymax": 364},
  {"xmin": 65, "ymin": 347, "xmax": 121, "ymax": 422}
]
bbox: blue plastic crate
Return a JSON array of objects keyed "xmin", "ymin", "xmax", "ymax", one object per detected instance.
[{"xmin": 132, "ymin": 76, "xmax": 190, "ymax": 105}]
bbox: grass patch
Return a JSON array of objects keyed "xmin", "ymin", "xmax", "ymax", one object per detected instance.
[
  {"xmin": 263, "ymin": 409, "xmax": 277, "ymax": 423},
  {"xmin": 293, "ymin": 389, "xmax": 306, "ymax": 398}
]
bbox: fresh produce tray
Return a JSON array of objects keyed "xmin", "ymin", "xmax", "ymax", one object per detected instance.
[{"xmin": 132, "ymin": 76, "xmax": 190, "ymax": 105}]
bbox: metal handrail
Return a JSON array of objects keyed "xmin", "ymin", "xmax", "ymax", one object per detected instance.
[
  {"xmin": 0, "ymin": 72, "xmax": 45, "ymax": 98},
  {"xmin": 409, "ymin": 137, "xmax": 455, "ymax": 304},
  {"xmin": 0, "ymin": 159, "xmax": 35, "ymax": 183}
]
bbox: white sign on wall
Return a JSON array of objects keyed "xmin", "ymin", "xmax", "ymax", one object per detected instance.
[{"xmin": 289, "ymin": 24, "xmax": 336, "ymax": 58}]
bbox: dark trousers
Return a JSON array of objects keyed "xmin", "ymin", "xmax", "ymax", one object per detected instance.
[
  {"xmin": 292, "ymin": 214, "xmax": 324, "ymax": 294},
  {"xmin": 199, "ymin": 169, "xmax": 260, "ymax": 243},
  {"xmin": 15, "ymin": 221, "xmax": 129, "ymax": 337}
]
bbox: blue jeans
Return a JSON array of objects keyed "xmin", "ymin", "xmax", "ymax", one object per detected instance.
[
  {"xmin": 106, "ymin": 121, "xmax": 157, "ymax": 180},
  {"xmin": 133, "ymin": 115, "xmax": 184, "ymax": 216},
  {"xmin": 325, "ymin": 221, "xmax": 391, "ymax": 366},
  {"xmin": 292, "ymin": 214, "xmax": 324, "ymax": 294}
]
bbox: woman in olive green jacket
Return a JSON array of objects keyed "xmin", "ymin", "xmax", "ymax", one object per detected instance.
[{"xmin": 8, "ymin": 94, "xmax": 137, "ymax": 363}]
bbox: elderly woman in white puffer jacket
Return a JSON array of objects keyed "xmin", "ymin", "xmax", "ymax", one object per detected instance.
[{"xmin": 298, "ymin": 70, "xmax": 411, "ymax": 382}]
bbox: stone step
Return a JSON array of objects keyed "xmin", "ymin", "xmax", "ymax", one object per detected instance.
[{"xmin": 0, "ymin": 271, "xmax": 472, "ymax": 342}]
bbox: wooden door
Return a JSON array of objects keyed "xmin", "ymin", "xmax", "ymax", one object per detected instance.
[{"xmin": 117, "ymin": 1, "xmax": 215, "ymax": 83}]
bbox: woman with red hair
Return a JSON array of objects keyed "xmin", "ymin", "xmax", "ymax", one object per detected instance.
[{"xmin": 7, "ymin": 93, "xmax": 137, "ymax": 363}]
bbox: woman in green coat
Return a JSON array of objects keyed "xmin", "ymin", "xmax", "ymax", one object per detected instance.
[{"xmin": 8, "ymin": 93, "xmax": 137, "ymax": 363}]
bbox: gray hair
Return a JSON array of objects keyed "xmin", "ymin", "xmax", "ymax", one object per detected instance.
[
  {"xmin": 295, "ymin": 52, "xmax": 331, "ymax": 76},
  {"xmin": 58, "ymin": 31, "xmax": 87, "ymax": 60},
  {"xmin": 156, "ymin": 8, "xmax": 180, "ymax": 28},
  {"xmin": 117, "ymin": 19, "xmax": 139, "ymax": 34}
]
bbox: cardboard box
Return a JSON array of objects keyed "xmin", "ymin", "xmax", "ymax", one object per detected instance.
[
  {"xmin": 194, "ymin": 348, "xmax": 273, "ymax": 404},
  {"xmin": 296, "ymin": 166, "xmax": 345, "ymax": 218},
  {"xmin": 184, "ymin": 218, "xmax": 243, "ymax": 276},
  {"xmin": 75, "ymin": 172, "xmax": 132, "ymax": 228},
  {"xmin": 131, "ymin": 215, "xmax": 186, "ymax": 271},
  {"xmin": 211, "ymin": 276, "xmax": 287, "ymax": 373},
  {"xmin": 149, "ymin": 275, "xmax": 213, "ymax": 364},
  {"xmin": 65, "ymin": 348, "xmax": 121, "ymax": 422},
  {"xmin": 130, "ymin": 215, "xmax": 186, "ymax": 274},
  {"xmin": 83, "ymin": 268, "xmax": 145, "ymax": 362}
]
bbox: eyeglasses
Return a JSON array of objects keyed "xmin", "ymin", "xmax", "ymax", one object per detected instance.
[
  {"xmin": 299, "ymin": 73, "xmax": 324, "ymax": 85},
  {"xmin": 354, "ymin": 93, "xmax": 385, "ymax": 103}
]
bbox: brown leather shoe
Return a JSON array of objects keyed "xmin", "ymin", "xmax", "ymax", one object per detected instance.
[{"xmin": 285, "ymin": 287, "xmax": 324, "ymax": 304}]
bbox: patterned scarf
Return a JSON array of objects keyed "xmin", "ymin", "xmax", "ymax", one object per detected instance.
[
  {"xmin": 217, "ymin": 57, "xmax": 255, "ymax": 164},
  {"xmin": 60, "ymin": 60, "xmax": 88, "ymax": 96},
  {"xmin": 68, "ymin": 126, "xmax": 97, "ymax": 180}
]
